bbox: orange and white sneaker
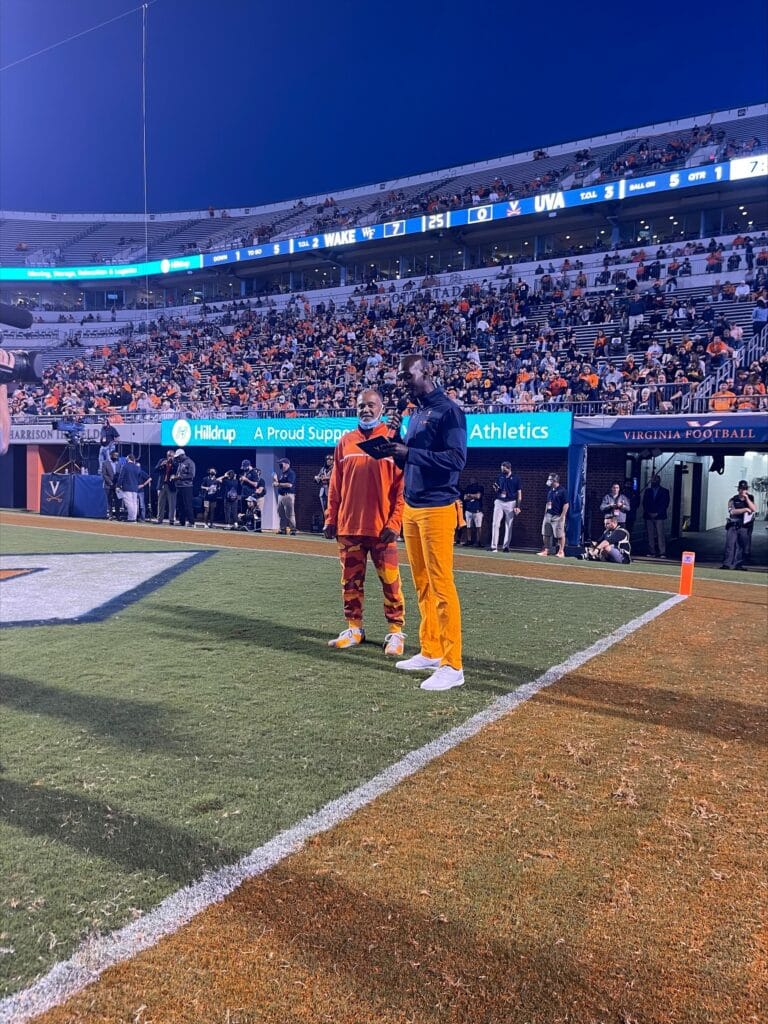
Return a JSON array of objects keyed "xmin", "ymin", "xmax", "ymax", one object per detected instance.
[
  {"xmin": 328, "ymin": 626, "xmax": 365, "ymax": 649},
  {"xmin": 383, "ymin": 631, "xmax": 406, "ymax": 657}
]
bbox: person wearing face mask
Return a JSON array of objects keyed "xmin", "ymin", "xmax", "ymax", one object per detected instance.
[
  {"xmin": 324, "ymin": 388, "xmax": 406, "ymax": 657},
  {"xmin": 538, "ymin": 471, "xmax": 569, "ymax": 558},
  {"xmin": 200, "ymin": 467, "xmax": 220, "ymax": 529}
]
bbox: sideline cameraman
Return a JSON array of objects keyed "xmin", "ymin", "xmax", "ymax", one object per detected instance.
[{"xmin": 583, "ymin": 514, "xmax": 632, "ymax": 564}]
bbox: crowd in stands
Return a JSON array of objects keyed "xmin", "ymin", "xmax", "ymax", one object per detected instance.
[
  {"xmin": 607, "ymin": 125, "xmax": 762, "ymax": 178},
  {"xmin": 9, "ymin": 262, "xmax": 768, "ymax": 423}
]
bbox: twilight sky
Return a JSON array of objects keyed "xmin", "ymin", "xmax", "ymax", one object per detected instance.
[{"xmin": 1, "ymin": 0, "xmax": 766, "ymax": 213}]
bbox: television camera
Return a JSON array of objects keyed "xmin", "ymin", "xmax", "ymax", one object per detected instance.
[{"xmin": 0, "ymin": 303, "xmax": 45, "ymax": 384}]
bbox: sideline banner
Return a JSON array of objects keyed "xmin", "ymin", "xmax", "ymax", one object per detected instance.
[
  {"xmin": 572, "ymin": 413, "xmax": 768, "ymax": 446},
  {"xmin": 161, "ymin": 412, "xmax": 573, "ymax": 450},
  {"xmin": 40, "ymin": 473, "xmax": 73, "ymax": 516},
  {"xmin": 72, "ymin": 475, "xmax": 108, "ymax": 519}
]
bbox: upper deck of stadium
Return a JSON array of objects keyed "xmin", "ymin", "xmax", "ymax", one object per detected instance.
[{"xmin": 2, "ymin": 104, "xmax": 766, "ymax": 270}]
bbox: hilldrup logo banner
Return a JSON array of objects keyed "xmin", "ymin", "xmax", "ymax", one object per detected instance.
[{"xmin": 162, "ymin": 413, "xmax": 572, "ymax": 449}]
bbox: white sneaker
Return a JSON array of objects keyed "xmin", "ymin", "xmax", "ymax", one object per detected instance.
[
  {"xmin": 383, "ymin": 631, "xmax": 406, "ymax": 657},
  {"xmin": 420, "ymin": 666, "xmax": 465, "ymax": 691},
  {"xmin": 395, "ymin": 653, "xmax": 442, "ymax": 672},
  {"xmin": 328, "ymin": 627, "xmax": 365, "ymax": 649}
]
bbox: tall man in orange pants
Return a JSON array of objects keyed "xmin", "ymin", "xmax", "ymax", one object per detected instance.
[
  {"xmin": 381, "ymin": 355, "xmax": 467, "ymax": 691},
  {"xmin": 324, "ymin": 389, "xmax": 406, "ymax": 656}
]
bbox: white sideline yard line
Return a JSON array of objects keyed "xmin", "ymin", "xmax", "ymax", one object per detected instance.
[
  {"xmin": 452, "ymin": 565, "xmax": 669, "ymax": 595},
  {"xmin": 2, "ymin": 520, "xmax": 667, "ymax": 595},
  {"xmin": 2, "ymin": 516, "xmax": 767, "ymax": 588},
  {"xmin": 0, "ymin": 592, "xmax": 686, "ymax": 1024}
]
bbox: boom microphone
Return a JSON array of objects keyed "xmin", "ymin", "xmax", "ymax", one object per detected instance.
[{"xmin": 0, "ymin": 304, "xmax": 34, "ymax": 330}]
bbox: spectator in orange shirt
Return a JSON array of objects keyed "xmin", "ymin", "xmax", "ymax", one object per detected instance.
[
  {"xmin": 709, "ymin": 381, "xmax": 737, "ymax": 412},
  {"xmin": 325, "ymin": 389, "xmax": 406, "ymax": 657},
  {"xmin": 706, "ymin": 336, "xmax": 733, "ymax": 369}
]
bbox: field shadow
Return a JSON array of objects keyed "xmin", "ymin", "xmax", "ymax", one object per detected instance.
[
  {"xmin": 0, "ymin": 778, "xmax": 238, "ymax": 881},
  {"xmin": 159, "ymin": 865, "xmax": 613, "ymax": 1023},
  {"xmin": 537, "ymin": 676, "xmax": 768, "ymax": 746},
  {"xmin": 147, "ymin": 603, "xmax": 527, "ymax": 693},
  {"xmin": 0, "ymin": 676, "xmax": 190, "ymax": 754}
]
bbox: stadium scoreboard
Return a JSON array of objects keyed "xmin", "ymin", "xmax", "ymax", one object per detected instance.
[{"xmin": 3, "ymin": 155, "xmax": 766, "ymax": 283}]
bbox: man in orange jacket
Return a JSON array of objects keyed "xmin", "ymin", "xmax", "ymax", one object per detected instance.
[{"xmin": 324, "ymin": 389, "xmax": 406, "ymax": 656}]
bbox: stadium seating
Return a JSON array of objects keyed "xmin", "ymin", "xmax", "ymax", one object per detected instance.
[
  {"xmin": 9, "ymin": 242, "xmax": 768, "ymax": 423},
  {"xmin": 1, "ymin": 110, "xmax": 764, "ymax": 266}
]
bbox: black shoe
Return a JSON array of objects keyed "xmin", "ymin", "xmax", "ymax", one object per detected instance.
[
  {"xmin": 719, "ymin": 564, "xmax": 731, "ymax": 570},
  {"xmin": 502, "ymin": 547, "xmax": 510, "ymax": 553}
]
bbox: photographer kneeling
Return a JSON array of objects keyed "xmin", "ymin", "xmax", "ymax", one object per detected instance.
[{"xmin": 583, "ymin": 514, "xmax": 632, "ymax": 564}]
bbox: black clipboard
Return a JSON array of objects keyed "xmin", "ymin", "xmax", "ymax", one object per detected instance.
[{"xmin": 356, "ymin": 435, "xmax": 392, "ymax": 459}]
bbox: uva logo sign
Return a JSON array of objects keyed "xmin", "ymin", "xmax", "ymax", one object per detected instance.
[{"xmin": 534, "ymin": 192, "xmax": 565, "ymax": 213}]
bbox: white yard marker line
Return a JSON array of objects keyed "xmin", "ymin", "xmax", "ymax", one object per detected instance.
[
  {"xmin": 0, "ymin": 592, "xmax": 686, "ymax": 1024},
  {"xmin": 2, "ymin": 517, "xmax": 766, "ymax": 589},
  {"xmin": 1, "ymin": 521, "xmax": 665, "ymax": 594},
  {"xmin": 453, "ymin": 565, "xmax": 670, "ymax": 595}
]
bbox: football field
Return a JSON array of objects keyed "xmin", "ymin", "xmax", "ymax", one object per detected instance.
[{"xmin": 1, "ymin": 514, "xmax": 765, "ymax": 1023}]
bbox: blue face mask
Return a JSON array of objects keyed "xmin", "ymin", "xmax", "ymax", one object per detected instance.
[{"xmin": 358, "ymin": 414, "xmax": 382, "ymax": 430}]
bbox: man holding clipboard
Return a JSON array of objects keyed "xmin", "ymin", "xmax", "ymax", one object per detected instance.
[
  {"xmin": 378, "ymin": 355, "xmax": 468, "ymax": 691},
  {"xmin": 324, "ymin": 389, "xmax": 406, "ymax": 656}
]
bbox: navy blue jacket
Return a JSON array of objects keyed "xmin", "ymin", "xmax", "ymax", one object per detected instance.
[
  {"xmin": 642, "ymin": 484, "xmax": 670, "ymax": 520},
  {"xmin": 403, "ymin": 388, "xmax": 467, "ymax": 508},
  {"xmin": 116, "ymin": 461, "xmax": 142, "ymax": 493}
]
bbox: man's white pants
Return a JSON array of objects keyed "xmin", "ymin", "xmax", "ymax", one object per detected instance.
[
  {"xmin": 122, "ymin": 491, "xmax": 138, "ymax": 522},
  {"xmin": 491, "ymin": 499, "xmax": 516, "ymax": 550}
]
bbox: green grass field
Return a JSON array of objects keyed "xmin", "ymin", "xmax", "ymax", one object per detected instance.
[{"xmin": 0, "ymin": 524, "xmax": 669, "ymax": 996}]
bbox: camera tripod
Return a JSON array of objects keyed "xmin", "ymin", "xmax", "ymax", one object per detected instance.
[{"xmin": 53, "ymin": 439, "xmax": 85, "ymax": 474}]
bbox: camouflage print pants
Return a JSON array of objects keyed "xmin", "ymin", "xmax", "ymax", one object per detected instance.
[{"xmin": 337, "ymin": 535, "xmax": 405, "ymax": 630}]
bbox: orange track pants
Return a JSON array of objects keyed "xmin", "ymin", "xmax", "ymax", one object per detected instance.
[{"xmin": 402, "ymin": 501, "xmax": 464, "ymax": 670}]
